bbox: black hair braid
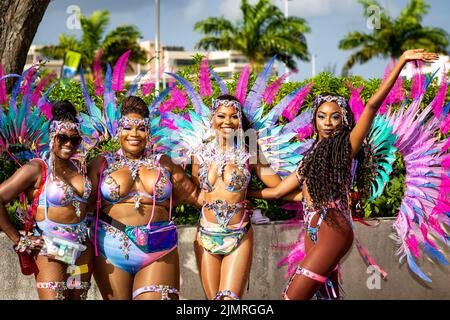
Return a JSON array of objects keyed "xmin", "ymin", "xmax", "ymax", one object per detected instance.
[{"xmin": 300, "ymin": 93, "xmax": 372, "ymax": 222}]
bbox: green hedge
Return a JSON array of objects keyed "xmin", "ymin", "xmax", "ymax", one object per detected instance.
[{"xmin": 1, "ymin": 64, "xmax": 448, "ymax": 227}]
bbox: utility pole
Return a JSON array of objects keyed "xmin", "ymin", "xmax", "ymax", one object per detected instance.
[
  {"xmin": 155, "ymin": 0, "xmax": 160, "ymax": 93},
  {"xmin": 311, "ymin": 53, "xmax": 316, "ymax": 77},
  {"xmin": 284, "ymin": 0, "xmax": 291, "ymax": 82}
]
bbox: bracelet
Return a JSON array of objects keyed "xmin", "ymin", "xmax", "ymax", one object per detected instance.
[
  {"xmin": 14, "ymin": 236, "xmax": 33, "ymax": 254},
  {"xmin": 13, "ymin": 235, "xmax": 41, "ymax": 254}
]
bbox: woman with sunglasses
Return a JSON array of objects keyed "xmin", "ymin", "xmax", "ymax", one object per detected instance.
[
  {"xmin": 88, "ymin": 96, "xmax": 201, "ymax": 300},
  {"xmin": 0, "ymin": 100, "xmax": 93, "ymax": 300}
]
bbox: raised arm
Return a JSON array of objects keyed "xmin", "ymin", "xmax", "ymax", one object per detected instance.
[
  {"xmin": 0, "ymin": 161, "xmax": 41, "ymax": 244},
  {"xmin": 349, "ymin": 49, "xmax": 438, "ymax": 158}
]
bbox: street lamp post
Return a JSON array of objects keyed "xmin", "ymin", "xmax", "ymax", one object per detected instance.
[
  {"xmin": 155, "ymin": 0, "xmax": 160, "ymax": 93},
  {"xmin": 283, "ymin": 0, "xmax": 292, "ymax": 81}
]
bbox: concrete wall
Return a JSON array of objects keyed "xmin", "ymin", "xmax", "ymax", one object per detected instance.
[{"xmin": 1, "ymin": 219, "xmax": 449, "ymax": 300}]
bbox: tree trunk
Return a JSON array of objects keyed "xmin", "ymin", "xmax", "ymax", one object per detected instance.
[{"xmin": 0, "ymin": 0, "xmax": 50, "ymax": 91}]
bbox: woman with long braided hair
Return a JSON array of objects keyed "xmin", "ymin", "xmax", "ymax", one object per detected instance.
[{"xmin": 249, "ymin": 49, "xmax": 438, "ymax": 299}]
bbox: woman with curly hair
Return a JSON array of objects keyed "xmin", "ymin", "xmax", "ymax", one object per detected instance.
[
  {"xmin": 0, "ymin": 101, "xmax": 93, "ymax": 300},
  {"xmin": 88, "ymin": 96, "xmax": 202, "ymax": 300},
  {"xmin": 248, "ymin": 49, "xmax": 438, "ymax": 300}
]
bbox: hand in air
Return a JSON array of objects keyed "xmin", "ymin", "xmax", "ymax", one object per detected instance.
[{"xmin": 401, "ymin": 49, "xmax": 439, "ymax": 63}]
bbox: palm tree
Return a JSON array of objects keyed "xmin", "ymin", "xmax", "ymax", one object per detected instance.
[
  {"xmin": 194, "ymin": 0, "xmax": 310, "ymax": 70},
  {"xmin": 339, "ymin": 0, "xmax": 449, "ymax": 75},
  {"xmin": 39, "ymin": 10, "xmax": 146, "ymax": 70},
  {"xmin": 0, "ymin": 0, "xmax": 50, "ymax": 91}
]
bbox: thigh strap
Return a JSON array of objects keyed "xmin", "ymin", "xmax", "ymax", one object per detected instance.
[
  {"xmin": 37, "ymin": 280, "xmax": 91, "ymax": 300},
  {"xmin": 213, "ymin": 290, "xmax": 240, "ymax": 300},
  {"xmin": 132, "ymin": 284, "xmax": 179, "ymax": 300}
]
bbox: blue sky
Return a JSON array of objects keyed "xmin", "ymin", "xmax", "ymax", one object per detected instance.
[{"xmin": 34, "ymin": 0, "xmax": 449, "ymax": 81}]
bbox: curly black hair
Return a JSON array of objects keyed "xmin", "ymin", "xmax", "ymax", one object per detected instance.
[
  {"xmin": 121, "ymin": 96, "xmax": 149, "ymax": 118},
  {"xmin": 51, "ymin": 100, "xmax": 78, "ymax": 123},
  {"xmin": 300, "ymin": 93, "xmax": 371, "ymax": 219}
]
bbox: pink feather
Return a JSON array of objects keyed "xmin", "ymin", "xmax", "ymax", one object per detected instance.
[
  {"xmin": 39, "ymin": 102, "xmax": 53, "ymax": 119},
  {"xmin": 296, "ymin": 124, "xmax": 314, "ymax": 140},
  {"xmin": 93, "ymin": 49, "xmax": 104, "ymax": 96},
  {"xmin": 159, "ymin": 99, "xmax": 175, "ymax": 114},
  {"xmin": 182, "ymin": 113, "xmax": 191, "ymax": 122},
  {"xmin": 380, "ymin": 61, "xmax": 405, "ymax": 111},
  {"xmin": 348, "ymin": 84, "xmax": 365, "ymax": 122},
  {"xmin": 198, "ymin": 58, "xmax": 212, "ymax": 97},
  {"xmin": 112, "ymin": 50, "xmax": 132, "ymax": 92},
  {"xmin": 442, "ymin": 138, "xmax": 450, "ymax": 152},
  {"xmin": 442, "ymin": 154, "xmax": 450, "ymax": 169},
  {"xmin": 428, "ymin": 215, "xmax": 446, "ymax": 240},
  {"xmin": 384, "ymin": 60, "xmax": 405, "ymax": 104},
  {"xmin": 235, "ymin": 65, "xmax": 250, "ymax": 105},
  {"xmin": 420, "ymin": 224, "xmax": 438, "ymax": 250},
  {"xmin": 170, "ymin": 86, "xmax": 188, "ymax": 110},
  {"xmin": 0, "ymin": 65, "xmax": 7, "ymax": 105},
  {"xmin": 31, "ymin": 72, "xmax": 56, "ymax": 105},
  {"xmin": 282, "ymin": 83, "xmax": 313, "ymax": 121},
  {"xmin": 406, "ymin": 235, "xmax": 421, "ymax": 258},
  {"xmin": 263, "ymin": 72, "xmax": 292, "ymax": 105},
  {"xmin": 430, "ymin": 67, "xmax": 447, "ymax": 120},
  {"xmin": 141, "ymin": 82, "xmax": 155, "ymax": 96},
  {"xmin": 20, "ymin": 67, "xmax": 35, "ymax": 95},
  {"xmin": 159, "ymin": 118, "xmax": 177, "ymax": 130},
  {"xmin": 441, "ymin": 115, "xmax": 450, "ymax": 135},
  {"xmin": 410, "ymin": 60, "xmax": 425, "ymax": 99}
]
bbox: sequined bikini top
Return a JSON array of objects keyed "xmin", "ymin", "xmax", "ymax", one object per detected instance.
[
  {"xmin": 37, "ymin": 159, "xmax": 92, "ymax": 217},
  {"xmin": 197, "ymin": 146, "xmax": 251, "ymax": 193},
  {"xmin": 100, "ymin": 151, "xmax": 172, "ymax": 205}
]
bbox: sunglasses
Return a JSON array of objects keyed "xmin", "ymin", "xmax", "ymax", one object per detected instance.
[{"xmin": 55, "ymin": 134, "xmax": 82, "ymax": 146}]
